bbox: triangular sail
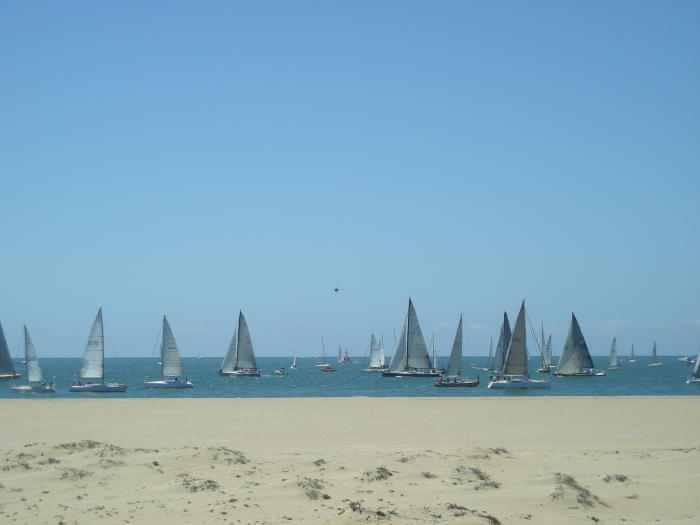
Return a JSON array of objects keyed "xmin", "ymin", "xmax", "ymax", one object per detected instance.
[
  {"xmin": 161, "ymin": 316, "xmax": 183, "ymax": 378},
  {"xmin": 630, "ymin": 344, "xmax": 636, "ymax": 360},
  {"xmin": 502, "ymin": 302, "xmax": 528, "ymax": 376},
  {"xmin": 338, "ymin": 346, "xmax": 343, "ymax": 364},
  {"xmin": 387, "ymin": 314, "xmax": 409, "ymax": 372},
  {"xmin": 80, "ymin": 308, "xmax": 104, "ymax": 379},
  {"xmin": 556, "ymin": 313, "xmax": 595, "ymax": 374},
  {"xmin": 24, "ymin": 326, "xmax": 43, "ymax": 383},
  {"xmin": 651, "ymin": 342, "xmax": 658, "ymax": 364},
  {"xmin": 445, "ymin": 315, "xmax": 463, "ymax": 377},
  {"xmin": 608, "ymin": 337, "xmax": 619, "ymax": 368},
  {"xmin": 406, "ymin": 299, "xmax": 432, "ymax": 369},
  {"xmin": 220, "ymin": 329, "xmax": 237, "ymax": 373},
  {"xmin": 491, "ymin": 312, "xmax": 511, "ymax": 373},
  {"xmin": 378, "ymin": 335, "xmax": 385, "ymax": 367},
  {"xmin": 691, "ymin": 347, "xmax": 700, "ymax": 378},
  {"xmin": 235, "ymin": 312, "xmax": 257, "ymax": 369},
  {"xmin": 0, "ymin": 320, "xmax": 16, "ymax": 376},
  {"xmin": 368, "ymin": 334, "xmax": 383, "ymax": 368},
  {"xmin": 544, "ymin": 335, "xmax": 553, "ymax": 366}
]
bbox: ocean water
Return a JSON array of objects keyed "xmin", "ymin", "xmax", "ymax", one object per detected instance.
[{"xmin": 2, "ymin": 356, "xmax": 699, "ymax": 398}]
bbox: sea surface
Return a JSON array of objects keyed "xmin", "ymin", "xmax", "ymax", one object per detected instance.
[{"xmin": 2, "ymin": 356, "xmax": 699, "ymax": 398}]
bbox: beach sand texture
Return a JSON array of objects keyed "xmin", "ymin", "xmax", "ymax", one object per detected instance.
[{"xmin": 1, "ymin": 396, "xmax": 698, "ymax": 524}]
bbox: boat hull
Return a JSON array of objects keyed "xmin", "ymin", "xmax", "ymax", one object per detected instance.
[
  {"xmin": 361, "ymin": 367, "xmax": 388, "ymax": 373},
  {"xmin": 382, "ymin": 369, "xmax": 443, "ymax": 378},
  {"xmin": 10, "ymin": 384, "xmax": 56, "ymax": 393},
  {"xmin": 0, "ymin": 373, "xmax": 22, "ymax": 380},
  {"xmin": 219, "ymin": 369, "xmax": 261, "ymax": 377},
  {"xmin": 553, "ymin": 370, "xmax": 606, "ymax": 376},
  {"xmin": 144, "ymin": 379, "xmax": 193, "ymax": 388},
  {"xmin": 686, "ymin": 378, "xmax": 700, "ymax": 384},
  {"xmin": 608, "ymin": 365, "xmax": 623, "ymax": 370},
  {"xmin": 487, "ymin": 377, "xmax": 550, "ymax": 389},
  {"xmin": 648, "ymin": 363, "xmax": 663, "ymax": 367},
  {"xmin": 434, "ymin": 378, "xmax": 479, "ymax": 388},
  {"xmin": 69, "ymin": 383, "xmax": 127, "ymax": 392}
]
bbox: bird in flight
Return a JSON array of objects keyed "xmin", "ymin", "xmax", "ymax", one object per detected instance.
[{"xmin": 333, "ymin": 287, "xmax": 344, "ymax": 293}]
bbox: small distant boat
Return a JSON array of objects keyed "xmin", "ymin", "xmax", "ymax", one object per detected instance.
[
  {"xmin": 144, "ymin": 316, "xmax": 193, "ymax": 388},
  {"xmin": 537, "ymin": 323, "xmax": 554, "ymax": 374},
  {"xmin": 554, "ymin": 313, "xmax": 606, "ymax": 377},
  {"xmin": 313, "ymin": 337, "xmax": 331, "ymax": 368},
  {"xmin": 337, "ymin": 345, "xmax": 351, "ymax": 364},
  {"xmin": 678, "ymin": 356, "xmax": 692, "ymax": 364},
  {"xmin": 686, "ymin": 347, "xmax": 700, "ymax": 384},
  {"xmin": 489, "ymin": 312, "xmax": 511, "ymax": 375},
  {"xmin": 0, "ymin": 320, "xmax": 21, "ymax": 380},
  {"xmin": 197, "ymin": 353, "xmax": 203, "ymax": 360},
  {"xmin": 487, "ymin": 301, "xmax": 550, "ymax": 389},
  {"xmin": 628, "ymin": 344, "xmax": 637, "ymax": 363},
  {"xmin": 289, "ymin": 348, "xmax": 297, "ymax": 369},
  {"xmin": 648, "ymin": 341, "xmax": 662, "ymax": 366},
  {"xmin": 10, "ymin": 326, "xmax": 55, "ymax": 393},
  {"xmin": 435, "ymin": 315, "xmax": 479, "ymax": 388},
  {"xmin": 320, "ymin": 365, "xmax": 336, "ymax": 372},
  {"xmin": 382, "ymin": 298, "xmax": 443, "ymax": 378},
  {"xmin": 274, "ymin": 367, "xmax": 288, "ymax": 376},
  {"xmin": 361, "ymin": 334, "xmax": 388, "ymax": 372},
  {"xmin": 607, "ymin": 337, "xmax": 622, "ymax": 370},
  {"xmin": 70, "ymin": 308, "xmax": 127, "ymax": 392},
  {"xmin": 219, "ymin": 311, "xmax": 262, "ymax": 377}
]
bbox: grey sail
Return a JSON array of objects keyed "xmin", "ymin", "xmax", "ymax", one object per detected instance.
[
  {"xmin": 405, "ymin": 299, "xmax": 432, "ymax": 369},
  {"xmin": 220, "ymin": 329, "xmax": 237, "ymax": 373},
  {"xmin": 544, "ymin": 334, "xmax": 553, "ymax": 366},
  {"xmin": 608, "ymin": 337, "xmax": 619, "ymax": 368},
  {"xmin": 161, "ymin": 316, "xmax": 183, "ymax": 378},
  {"xmin": 387, "ymin": 315, "xmax": 409, "ymax": 372},
  {"xmin": 445, "ymin": 315, "xmax": 463, "ymax": 377},
  {"xmin": 556, "ymin": 313, "xmax": 595, "ymax": 374},
  {"xmin": 692, "ymin": 347, "xmax": 700, "ymax": 378},
  {"xmin": 0, "ymin": 320, "xmax": 17, "ymax": 376},
  {"xmin": 487, "ymin": 336, "xmax": 493, "ymax": 370},
  {"xmin": 651, "ymin": 342, "xmax": 658, "ymax": 364},
  {"xmin": 630, "ymin": 344, "xmax": 636, "ymax": 360},
  {"xmin": 234, "ymin": 312, "xmax": 257, "ymax": 369},
  {"xmin": 491, "ymin": 312, "xmax": 512, "ymax": 373},
  {"xmin": 502, "ymin": 301, "xmax": 528, "ymax": 376},
  {"xmin": 368, "ymin": 334, "xmax": 383, "ymax": 368},
  {"xmin": 24, "ymin": 326, "xmax": 43, "ymax": 383},
  {"xmin": 80, "ymin": 308, "xmax": 104, "ymax": 379}
]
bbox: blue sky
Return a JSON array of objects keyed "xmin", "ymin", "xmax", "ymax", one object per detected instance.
[{"xmin": 1, "ymin": 1, "xmax": 698, "ymax": 358}]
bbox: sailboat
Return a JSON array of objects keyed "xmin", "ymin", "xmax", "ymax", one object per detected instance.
[
  {"xmin": 289, "ymin": 347, "xmax": 297, "ymax": 369},
  {"xmin": 628, "ymin": 344, "xmax": 637, "ymax": 363},
  {"xmin": 341, "ymin": 348, "xmax": 351, "ymax": 364},
  {"xmin": 382, "ymin": 298, "xmax": 443, "ymax": 377},
  {"xmin": 10, "ymin": 326, "xmax": 55, "ymax": 393},
  {"xmin": 554, "ymin": 313, "xmax": 605, "ymax": 376},
  {"xmin": 70, "ymin": 308, "xmax": 127, "ymax": 392},
  {"xmin": 686, "ymin": 346, "xmax": 700, "ymax": 384},
  {"xmin": 538, "ymin": 323, "xmax": 554, "ymax": 373},
  {"xmin": 487, "ymin": 301, "xmax": 550, "ymax": 389},
  {"xmin": 648, "ymin": 341, "xmax": 662, "ymax": 366},
  {"xmin": 0, "ymin": 320, "xmax": 21, "ymax": 380},
  {"xmin": 435, "ymin": 315, "xmax": 479, "ymax": 387},
  {"xmin": 219, "ymin": 311, "xmax": 261, "ymax": 377},
  {"xmin": 362, "ymin": 334, "xmax": 387, "ymax": 372},
  {"xmin": 489, "ymin": 312, "xmax": 511, "ymax": 375},
  {"xmin": 144, "ymin": 316, "xmax": 193, "ymax": 388},
  {"xmin": 607, "ymin": 337, "xmax": 622, "ymax": 370},
  {"xmin": 313, "ymin": 337, "xmax": 331, "ymax": 368}
]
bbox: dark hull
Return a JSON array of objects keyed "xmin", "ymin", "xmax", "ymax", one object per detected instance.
[{"xmin": 382, "ymin": 370, "xmax": 443, "ymax": 378}]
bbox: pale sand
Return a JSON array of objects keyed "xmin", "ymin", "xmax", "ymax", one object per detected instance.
[{"xmin": 1, "ymin": 396, "xmax": 698, "ymax": 524}]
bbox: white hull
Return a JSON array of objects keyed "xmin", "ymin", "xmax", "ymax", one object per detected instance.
[
  {"xmin": 10, "ymin": 383, "xmax": 55, "ymax": 393},
  {"xmin": 488, "ymin": 377, "xmax": 551, "ymax": 389},
  {"xmin": 70, "ymin": 382, "xmax": 127, "ymax": 392},
  {"xmin": 0, "ymin": 373, "xmax": 22, "ymax": 380},
  {"xmin": 313, "ymin": 363, "xmax": 330, "ymax": 368},
  {"xmin": 361, "ymin": 367, "xmax": 388, "ymax": 373},
  {"xmin": 649, "ymin": 362, "xmax": 662, "ymax": 367},
  {"xmin": 144, "ymin": 379, "xmax": 193, "ymax": 388},
  {"xmin": 608, "ymin": 365, "xmax": 622, "ymax": 370},
  {"xmin": 686, "ymin": 377, "xmax": 700, "ymax": 384},
  {"xmin": 220, "ymin": 368, "xmax": 261, "ymax": 377}
]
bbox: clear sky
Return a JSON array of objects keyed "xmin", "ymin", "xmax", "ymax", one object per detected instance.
[{"xmin": 1, "ymin": 1, "xmax": 698, "ymax": 358}]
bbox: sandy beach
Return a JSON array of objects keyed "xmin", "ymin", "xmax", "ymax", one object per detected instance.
[{"xmin": 1, "ymin": 396, "xmax": 698, "ymax": 524}]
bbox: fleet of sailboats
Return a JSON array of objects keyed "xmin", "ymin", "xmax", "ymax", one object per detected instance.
[
  {"xmin": 554, "ymin": 313, "xmax": 605, "ymax": 377},
  {"xmin": 10, "ymin": 326, "xmax": 55, "ymax": 393},
  {"xmin": 487, "ymin": 302, "xmax": 550, "ymax": 389},
  {"xmin": 70, "ymin": 308, "xmax": 127, "ymax": 392},
  {"xmin": 220, "ymin": 311, "xmax": 261, "ymax": 377},
  {"xmin": 144, "ymin": 316, "xmax": 193, "ymax": 388}
]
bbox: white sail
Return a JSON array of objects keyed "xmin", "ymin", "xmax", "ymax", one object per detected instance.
[
  {"xmin": 608, "ymin": 337, "xmax": 620, "ymax": 368},
  {"xmin": 651, "ymin": 342, "xmax": 658, "ymax": 364},
  {"xmin": 368, "ymin": 334, "xmax": 383, "ymax": 368},
  {"xmin": 691, "ymin": 347, "xmax": 700, "ymax": 378},
  {"xmin": 0, "ymin": 320, "xmax": 17, "ymax": 377},
  {"xmin": 556, "ymin": 313, "xmax": 595, "ymax": 374},
  {"xmin": 234, "ymin": 312, "xmax": 257, "ymax": 369},
  {"xmin": 406, "ymin": 300, "xmax": 431, "ymax": 369},
  {"xmin": 291, "ymin": 350, "xmax": 297, "ymax": 368},
  {"xmin": 491, "ymin": 312, "xmax": 511, "ymax": 373},
  {"xmin": 378, "ymin": 334, "xmax": 385, "ymax": 367},
  {"xmin": 220, "ymin": 329, "xmax": 237, "ymax": 373},
  {"xmin": 161, "ymin": 316, "xmax": 183, "ymax": 378},
  {"xmin": 445, "ymin": 315, "xmax": 463, "ymax": 377},
  {"xmin": 80, "ymin": 308, "xmax": 104, "ymax": 379},
  {"xmin": 24, "ymin": 326, "xmax": 43, "ymax": 383},
  {"xmin": 338, "ymin": 345, "xmax": 343, "ymax": 364},
  {"xmin": 544, "ymin": 334, "xmax": 553, "ymax": 366},
  {"xmin": 387, "ymin": 315, "xmax": 409, "ymax": 372},
  {"xmin": 502, "ymin": 301, "xmax": 528, "ymax": 376}
]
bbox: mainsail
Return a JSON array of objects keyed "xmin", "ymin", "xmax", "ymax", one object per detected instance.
[
  {"xmin": 608, "ymin": 337, "xmax": 620, "ymax": 368},
  {"xmin": 691, "ymin": 348, "xmax": 700, "ymax": 378},
  {"xmin": 368, "ymin": 334, "xmax": 383, "ymax": 368},
  {"xmin": 544, "ymin": 334, "xmax": 553, "ymax": 367},
  {"xmin": 387, "ymin": 299, "xmax": 432, "ymax": 372},
  {"xmin": 24, "ymin": 326, "xmax": 43, "ymax": 383},
  {"xmin": 445, "ymin": 315, "xmax": 463, "ymax": 377},
  {"xmin": 80, "ymin": 308, "xmax": 104, "ymax": 379},
  {"xmin": 0, "ymin": 320, "xmax": 17, "ymax": 377},
  {"xmin": 161, "ymin": 316, "xmax": 183, "ymax": 378},
  {"xmin": 235, "ymin": 312, "xmax": 257, "ymax": 369},
  {"xmin": 502, "ymin": 301, "xmax": 528, "ymax": 376},
  {"xmin": 630, "ymin": 344, "xmax": 636, "ymax": 360},
  {"xmin": 491, "ymin": 312, "xmax": 512, "ymax": 373},
  {"xmin": 651, "ymin": 342, "xmax": 658, "ymax": 364},
  {"xmin": 556, "ymin": 313, "xmax": 595, "ymax": 374}
]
